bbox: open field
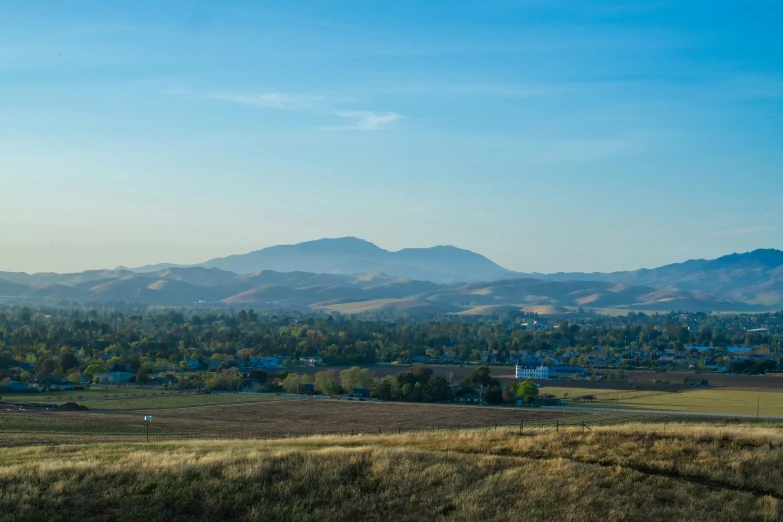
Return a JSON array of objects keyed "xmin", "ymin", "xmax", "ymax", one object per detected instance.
[
  {"xmin": 0, "ymin": 399, "xmax": 578, "ymax": 447},
  {"xmin": 0, "ymin": 390, "xmax": 288, "ymax": 411},
  {"xmin": 625, "ymin": 370, "xmax": 783, "ymax": 390},
  {"xmin": 2, "ymin": 423, "xmax": 783, "ymax": 521},
  {"xmin": 537, "ymin": 386, "xmax": 666, "ymax": 401},
  {"xmin": 536, "ymin": 384, "xmax": 783, "ymax": 417},
  {"xmin": 585, "ymin": 388, "xmax": 783, "ymax": 417}
]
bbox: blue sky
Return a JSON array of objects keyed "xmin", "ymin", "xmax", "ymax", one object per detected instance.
[{"xmin": 1, "ymin": 0, "xmax": 781, "ymax": 274}]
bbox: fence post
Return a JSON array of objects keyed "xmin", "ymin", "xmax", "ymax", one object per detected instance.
[{"xmin": 556, "ymin": 420, "xmax": 559, "ymax": 433}]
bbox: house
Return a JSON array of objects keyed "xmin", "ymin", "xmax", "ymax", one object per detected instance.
[
  {"xmin": 150, "ymin": 376, "xmax": 179, "ymax": 387},
  {"xmin": 455, "ymin": 394, "xmax": 482, "ymax": 403},
  {"xmin": 549, "ymin": 366, "xmax": 586, "ymax": 378},
  {"xmin": 0, "ymin": 381, "xmax": 31, "ymax": 392},
  {"xmin": 249, "ymin": 356, "xmax": 285, "ymax": 368},
  {"xmin": 31, "ymin": 376, "xmax": 77, "ymax": 391},
  {"xmin": 300, "ymin": 357, "xmax": 323, "ymax": 366},
  {"xmin": 93, "ymin": 372, "xmax": 134, "ymax": 384},
  {"xmin": 240, "ymin": 379, "xmax": 261, "ymax": 392},
  {"xmin": 351, "ymin": 387, "xmax": 372, "ymax": 398},
  {"xmin": 516, "ymin": 365, "xmax": 549, "ymax": 380},
  {"xmin": 181, "ymin": 360, "xmax": 201, "ymax": 370}
]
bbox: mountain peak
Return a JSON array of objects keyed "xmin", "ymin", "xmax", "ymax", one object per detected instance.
[
  {"xmin": 286, "ymin": 237, "xmax": 385, "ymax": 254},
  {"xmin": 198, "ymin": 237, "xmax": 515, "ymax": 282}
]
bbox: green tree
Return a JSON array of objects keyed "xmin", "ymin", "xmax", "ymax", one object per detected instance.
[
  {"xmin": 424, "ymin": 376, "xmax": 453, "ymax": 402},
  {"xmin": 58, "ymin": 352, "xmax": 79, "ymax": 374},
  {"xmin": 314, "ymin": 371, "xmax": 339, "ymax": 394},
  {"xmin": 371, "ymin": 375, "xmax": 398, "ymax": 400},
  {"xmin": 510, "ymin": 379, "xmax": 539, "ymax": 403},
  {"xmin": 83, "ymin": 363, "xmax": 105, "ymax": 378},
  {"xmin": 340, "ymin": 366, "xmax": 374, "ymax": 392},
  {"xmin": 461, "ymin": 366, "xmax": 498, "ymax": 389},
  {"xmin": 136, "ymin": 365, "xmax": 149, "ymax": 383}
]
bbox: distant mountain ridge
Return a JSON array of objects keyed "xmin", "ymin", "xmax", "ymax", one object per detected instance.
[
  {"xmin": 2, "ymin": 241, "xmax": 783, "ymax": 311},
  {"xmin": 130, "ymin": 237, "xmax": 518, "ymax": 283},
  {"xmin": 532, "ymin": 249, "xmax": 783, "ymax": 307},
  {"xmin": 0, "ymin": 266, "xmax": 747, "ymax": 313}
]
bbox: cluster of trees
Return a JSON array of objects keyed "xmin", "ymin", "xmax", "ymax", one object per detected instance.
[
  {"xmin": 369, "ymin": 366, "xmax": 454, "ymax": 402},
  {"xmin": 1, "ymin": 305, "xmax": 782, "ymax": 385},
  {"xmin": 165, "ymin": 363, "xmax": 540, "ymax": 407},
  {"xmin": 727, "ymin": 359, "xmax": 778, "ymax": 375},
  {"xmin": 454, "ymin": 366, "xmax": 540, "ymax": 404}
]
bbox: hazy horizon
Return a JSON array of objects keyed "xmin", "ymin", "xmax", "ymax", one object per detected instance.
[
  {"xmin": 0, "ymin": 235, "xmax": 777, "ymax": 276},
  {"xmin": 2, "ymin": 1, "xmax": 781, "ymax": 274}
]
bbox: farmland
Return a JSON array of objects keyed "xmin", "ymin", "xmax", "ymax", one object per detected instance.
[
  {"xmin": 2, "ymin": 423, "xmax": 783, "ymax": 521},
  {"xmin": 0, "ymin": 389, "xmax": 287, "ymax": 411},
  {"xmin": 0, "ymin": 398, "xmax": 578, "ymax": 447},
  {"xmin": 579, "ymin": 388, "xmax": 783, "ymax": 416}
]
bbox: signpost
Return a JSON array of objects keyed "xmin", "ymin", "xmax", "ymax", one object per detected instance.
[{"xmin": 144, "ymin": 415, "xmax": 152, "ymax": 442}]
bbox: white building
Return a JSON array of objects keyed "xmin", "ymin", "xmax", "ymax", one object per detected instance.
[{"xmin": 515, "ymin": 365, "xmax": 549, "ymax": 380}]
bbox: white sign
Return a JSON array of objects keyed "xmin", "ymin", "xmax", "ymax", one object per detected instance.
[{"xmin": 144, "ymin": 416, "xmax": 153, "ymax": 421}]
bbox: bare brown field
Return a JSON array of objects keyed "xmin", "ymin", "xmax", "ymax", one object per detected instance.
[
  {"xmin": 627, "ymin": 370, "xmax": 783, "ymax": 390},
  {"xmin": 0, "ymin": 399, "xmax": 570, "ymax": 447}
]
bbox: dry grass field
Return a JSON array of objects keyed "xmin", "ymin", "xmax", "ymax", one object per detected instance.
[
  {"xmin": 593, "ymin": 388, "xmax": 783, "ymax": 416},
  {"xmin": 1, "ymin": 423, "xmax": 782, "ymax": 521}
]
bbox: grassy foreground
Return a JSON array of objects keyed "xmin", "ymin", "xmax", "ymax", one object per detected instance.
[{"xmin": 2, "ymin": 424, "xmax": 783, "ymax": 521}]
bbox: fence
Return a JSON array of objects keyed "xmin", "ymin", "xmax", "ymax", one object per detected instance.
[{"xmin": 2, "ymin": 393, "xmax": 781, "ymax": 447}]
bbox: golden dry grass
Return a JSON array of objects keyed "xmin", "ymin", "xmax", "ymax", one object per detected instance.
[{"xmin": 1, "ymin": 424, "xmax": 783, "ymax": 521}]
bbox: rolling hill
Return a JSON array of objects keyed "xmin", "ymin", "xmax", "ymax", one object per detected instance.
[
  {"xmin": 3, "ymin": 243, "xmax": 783, "ymax": 311},
  {"xmin": 534, "ymin": 249, "xmax": 783, "ymax": 306},
  {"xmin": 0, "ymin": 266, "xmax": 751, "ymax": 313}
]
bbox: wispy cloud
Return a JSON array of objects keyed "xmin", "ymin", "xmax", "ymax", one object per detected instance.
[
  {"xmin": 357, "ymin": 83, "xmax": 575, "ymax": 98},
  {"xmin": 211, "ymin": 92, "xmax": 323, "ymax": 110},
  {"xmin": 326, "ymin": 111, "xmax": 401, "ymax": 131},
  {"xmin": 209, "ymin": 91, "xmax": 400, "ymax": 131}
]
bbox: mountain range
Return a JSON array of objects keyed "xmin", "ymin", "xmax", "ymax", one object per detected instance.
[
  {"xmin": 126, "ymin": 237, "xmax": 515, "ymax": 283},
  {"xmin": 1, "ymin": 238, "xmax": 782, "ymax": 312}
]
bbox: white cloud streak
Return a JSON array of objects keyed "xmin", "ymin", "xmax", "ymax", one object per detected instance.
[
  {"xmin": 210, "ymin": 91, "xmax": 400, "ymax": 131},
  {"xmin": 211, "ymin": 92, "xmax": 323, "ymax": 110},
  {"xmin": 329, "ymin": 110, "xmax": 401, "ymax": 130}
]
